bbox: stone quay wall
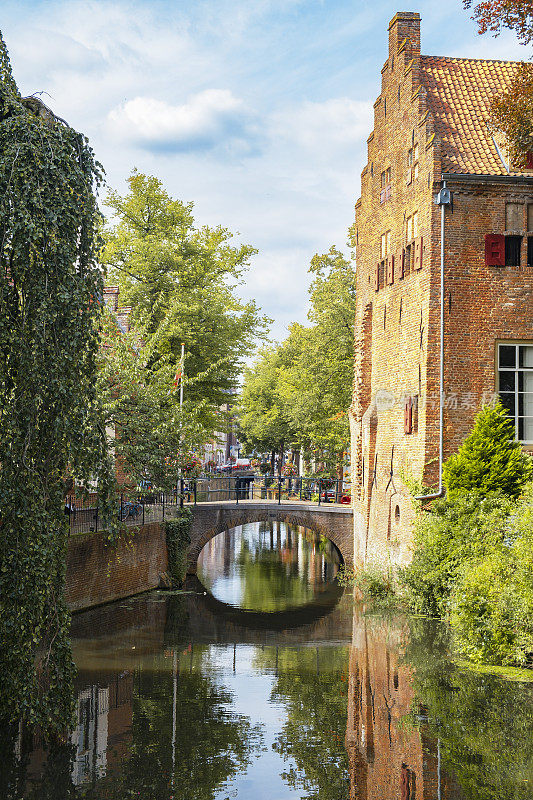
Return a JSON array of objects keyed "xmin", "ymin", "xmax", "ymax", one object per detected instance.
[{"xmin": 65, "ymin": 522, "xmax": 167, "ymax": 612}]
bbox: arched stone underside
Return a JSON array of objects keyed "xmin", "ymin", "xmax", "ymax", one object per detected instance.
[
  {"xmin": 186, "ymin": 502, "xmax": 354, "ymax": 574},
  {"xmin": 185, "ymin": 574, "xmax": 343, "ymax": 631}
]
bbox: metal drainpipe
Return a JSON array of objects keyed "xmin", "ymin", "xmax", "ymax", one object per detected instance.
[{"xmin": 415, "ymin": 181, "xmax": 451, "ymax": 501}]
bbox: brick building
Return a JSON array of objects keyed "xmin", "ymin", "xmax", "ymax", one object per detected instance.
[{"xmin": 349, "ymin": 12, "xmax": 533, "ymax": 566}]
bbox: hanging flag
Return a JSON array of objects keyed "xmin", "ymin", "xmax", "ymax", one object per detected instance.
[{"xmin": 173, "ymin": 346, "xmax": 185, "ymax": 391}]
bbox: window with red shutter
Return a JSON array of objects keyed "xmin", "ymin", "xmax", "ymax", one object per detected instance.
[{"xmin": 485, "ymin": 233, "xmax": 505, "ymax": 266}]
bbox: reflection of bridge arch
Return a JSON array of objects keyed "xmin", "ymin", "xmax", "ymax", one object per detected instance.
[
  {"xmin": 186, "ymin": 502, "xmax": 353, "ymax": 574},
  {"xmin": 184, "ymin": 574, "xmax": 343, "ymax": 632}
]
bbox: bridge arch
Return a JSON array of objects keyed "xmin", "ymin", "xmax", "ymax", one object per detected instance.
[{"xmin": 186, "ymin": 502, "xmax": 353, "ymax": 574}]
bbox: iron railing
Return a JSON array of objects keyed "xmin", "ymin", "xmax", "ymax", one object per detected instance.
[{"xmin": 66, "ymin": 475, "xmax": 351, "ymax": 535}]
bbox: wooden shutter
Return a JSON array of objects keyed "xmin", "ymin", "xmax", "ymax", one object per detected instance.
[
  {"xmin": 374, "ymin": 263, "xmax": 380, "ymax": 292},
  {"xmin": 414, "ymin": 236, "xmax": 423, "ymax": 270},
  {"xmin": 387, "ymin": 254, "xmax": 395, "ymax": 285},
  {"xmin": 404, "ymin": 397, "xmax": 413, "ymax": 434},
  {"xmin": 399, "ymin": 249, "xmax": 405, "ymax": 279},
  {"xmin": 485, "ymin": 233, "xmax": 505, "ymax": 267}
]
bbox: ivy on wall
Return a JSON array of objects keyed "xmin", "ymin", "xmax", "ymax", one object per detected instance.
[
  {"xmin": 165, "ymin": 510, "xmax": 193, "ymax": 587},
  {"xmin": 0, "ymin": 31, "xmax": 113, "ymax": 734}
]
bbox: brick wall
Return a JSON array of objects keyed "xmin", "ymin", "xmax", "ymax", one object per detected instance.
[
  {"xmin": 66, "ymin": 522, "xmax": 167, "ymax": 612},
  {"xmin": 350, "ymin": 12, "xmax": 533, "ymax": 568}
]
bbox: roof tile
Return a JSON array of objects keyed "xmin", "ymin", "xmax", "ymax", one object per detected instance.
[{"xmin": 420, "ymin": 55, "xmax": 521, "ymax": 174}]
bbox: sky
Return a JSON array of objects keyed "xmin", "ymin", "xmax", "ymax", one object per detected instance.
[{"xmin": 0, "ymin": 0, "xmax": 527, "ymax": 340}]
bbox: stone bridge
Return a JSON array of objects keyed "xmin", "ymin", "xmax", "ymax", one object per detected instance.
[{"xmin": 186, "ymin": 500, "xmax": 354, "ymax": 574}]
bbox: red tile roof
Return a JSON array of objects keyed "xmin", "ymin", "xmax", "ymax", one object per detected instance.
[{"xmin": 420, "ymin": 55, "xmax": 522, "ymax": 175}]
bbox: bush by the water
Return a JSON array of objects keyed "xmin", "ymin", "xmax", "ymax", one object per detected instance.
[
  {"xmin": 338, "ymin": 564, "xmax": 394, "ymax": 601},
  {"xmin": 401, "ymin": 404, "xmax": 533, "ymax": 666},
  {"xmin": 399, "ymin": 492, "xmax": 513, "ymax": 617}
]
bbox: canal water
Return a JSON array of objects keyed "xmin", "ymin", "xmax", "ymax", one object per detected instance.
[{"xmin": 4, "ymin": 521, "xmax": 533, "ymax": 799}]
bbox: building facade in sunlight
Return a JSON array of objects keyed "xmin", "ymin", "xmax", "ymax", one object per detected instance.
[{"xmin": 349, "ymin": 11, "xmax": 533, "ymax": 565}]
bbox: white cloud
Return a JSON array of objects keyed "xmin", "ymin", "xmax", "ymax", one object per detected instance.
[{"xmin": 107, "ymin": 90, "xmax": 257, "ymax": 153}]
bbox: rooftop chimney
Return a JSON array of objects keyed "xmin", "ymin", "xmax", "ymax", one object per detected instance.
[{"xmin": 388, "ymin": 11, "xmax": 420, "ymax": 59}]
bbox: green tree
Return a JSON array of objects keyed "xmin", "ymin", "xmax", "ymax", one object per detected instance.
[
  {"xmin": 97, "ymin": 308, "xmax": 205, "ymax": 492},
  {"xmin": 103, "ymin": 172, "xmax": 269, "ymax": 433},
  {"xmin": 0, "ymin": 31, "xmax": 112, "ymax": 732},
  {"xmin": 442, "ymin": 402, "xmax": 533, "ymax": 499},
  {"xmin": 239, "ymin": 246, "xmax": 355, "ymax": 473},
  {"xmin": 238, "ymin": 343, "xmax": 295, "ymax": 469},
  {"xmin": 400, "ymin": 492, "xmax": 513, "ymax": 616}
]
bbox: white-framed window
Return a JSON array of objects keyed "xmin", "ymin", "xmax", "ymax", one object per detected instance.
[
  {"xmin": 381, "ymin": 230, "xmax": 391, "ymax": 259},
  {"xmin": 498, "ymin": 342, "xmax": 533, "ymax": 442}
]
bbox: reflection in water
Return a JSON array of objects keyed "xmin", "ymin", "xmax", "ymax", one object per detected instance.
[
  {"xmin": 4, "ymin": 582, "xmax": 533, "ymax": 798},
  {"xmin": 197, "ymin": 521, "xmax": 341, "ymax": 611}
]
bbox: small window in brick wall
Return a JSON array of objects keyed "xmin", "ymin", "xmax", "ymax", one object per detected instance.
[
  {"xmin": 528, "ymin": 236, "xmax": 533, "ymax": 267},
  {"xmin": 505, "ymin": 202, "xmax": 522, "ymax": 231},
  {"xmin": 505, "ymin": 235, "xmax": 522, "ymax": 266},
  {"xmin": 414, "ymin": 236, "xmax": 423, "ymax": 270}
]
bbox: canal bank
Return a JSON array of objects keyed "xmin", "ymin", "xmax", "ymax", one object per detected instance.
[{"xmin": 6, "ymin": 521, "xmax": 533, "ymax": 799}]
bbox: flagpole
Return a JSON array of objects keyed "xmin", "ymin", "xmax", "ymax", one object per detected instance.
[
  {"xmin": 179, "ymin": 343, "xmax": 185, "ymax": 509},
  {"xmin": 179, "ymin": 342, "xmax": 185, "ymax": 412}
]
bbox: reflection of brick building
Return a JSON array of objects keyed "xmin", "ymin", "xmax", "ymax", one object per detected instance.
[
  {"xmin": 350, "ymin": 12, "xmax": 533, "ymax": 566},
  {"xmin": 345, "ymin": 618, "xmax": 461, "ymax": 800}
]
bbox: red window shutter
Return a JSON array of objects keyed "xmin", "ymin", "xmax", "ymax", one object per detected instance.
[
  {"xmin": 485, "ymin": 233, "xmax": 505, "ymax": 266},
  {"xmin": 414, "ymin": 236, "xmax": 423, "ymax": 270},
  {"xmin": 374, "ymin": 263, "xmax": 380, "ymax": 292},
  {"xmin": 404, "ymin": 397, "xmax": 413, "ymax": 434},
  {"xmin": 387, "ymin": 254, "xmax": 395, "ymax": 285},
  {"xmin": 526, "ymin": 151, "xmax": 533, "ymax": 169}
]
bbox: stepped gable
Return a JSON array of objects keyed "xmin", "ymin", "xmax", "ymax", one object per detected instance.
[{"xmin": 420, "ymin": 55, "xmax": 521, "ymax": 175}]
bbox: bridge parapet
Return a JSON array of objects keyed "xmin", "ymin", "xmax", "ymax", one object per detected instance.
[{"xmin": 187, "ymin": 501, "xmax": 354, "ymax": 573}]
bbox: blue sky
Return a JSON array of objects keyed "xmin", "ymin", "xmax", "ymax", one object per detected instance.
[{"xmin": 0, "ymin": 1, "xmax": 527, "ymax": 339}]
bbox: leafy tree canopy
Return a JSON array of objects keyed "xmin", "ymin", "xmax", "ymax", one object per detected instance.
[
  {"xmin": 464, "ymin": 0, "xmax": 533, "ymax": 44},
  {"xmin": 103, "ymin": 172, "xmax": 269, "ymax": 432},
  {"xmin": 238, "ymin": 246, "xmax": 355, "ymax": 472}
]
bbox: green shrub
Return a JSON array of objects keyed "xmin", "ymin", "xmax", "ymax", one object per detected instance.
[
  {"xmin": 451, "ymin": 490, "xmax": 533, "ymax": 666},
  {"xmin": 165, "ymin": 509, "xmax": 192, "ymax": 587},
  {"xmin": 338, "ymin": 564, "xmax": 394, "ymax": 601},
  {"xmin": 399, "ymin": 492, "xmax": 513, "ymax": 617},
  {"xmin": 443, "ymin": 402, "xmax": 533, "ymax": 500}
]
